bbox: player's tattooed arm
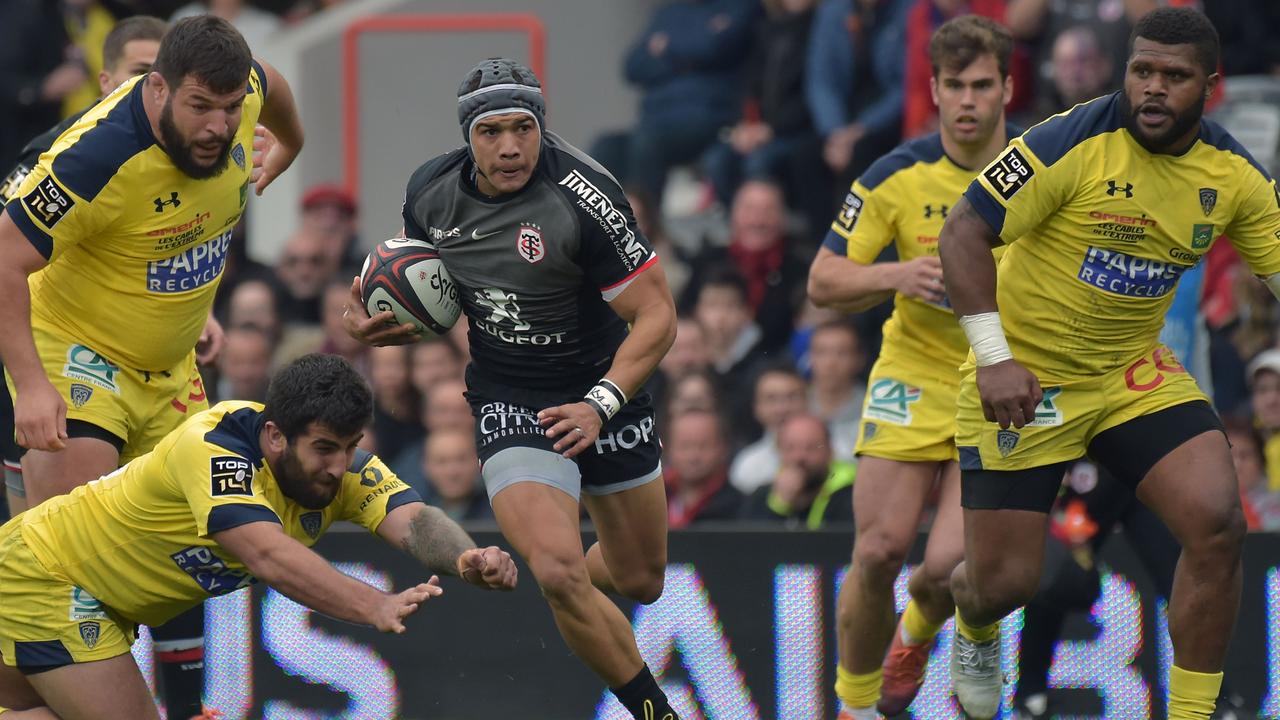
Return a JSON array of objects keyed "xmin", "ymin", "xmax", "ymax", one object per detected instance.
[
  {"xmin": 384, "ymin": 504, "xmax": 518, "ymax": 590},
  {"xmin": 937, "ymin": 196, "xmax": 1001, "ymax": 317}
]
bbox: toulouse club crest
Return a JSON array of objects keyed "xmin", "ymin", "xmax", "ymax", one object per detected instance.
[{"xmin": 517, "ymin": 224, "xmax": 544, "ymax": 264}]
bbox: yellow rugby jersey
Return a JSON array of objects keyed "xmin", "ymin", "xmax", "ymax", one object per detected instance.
[
  {"xmin": 966, "ymin": 93, "xmax": 1280, "ymax": 382},
  {"xmin": 5, "ymin": 63, "xmax": 267, "ymax": 371},
  {"xmin": 824, "ymin": 129, "xmax": 1012, "ymax": 369},
  {"xmin": 12, "ymin": 401, "xmax": 421, "ymax": 627}
]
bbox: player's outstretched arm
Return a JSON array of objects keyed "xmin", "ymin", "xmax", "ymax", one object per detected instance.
[
  {"xmin": 377, "ymin": 502, "xmax": 517, "ymax": 591},
  {"xmin": 539, "ymin": 264, "xmax": 676, "ymax": 458},
  {"xmin": 252, "ymin": 59, "xmax": 304, "ymax": 195},
  {"xmin": 939, "ymin": 197, "xmax": 1041, "ymax": 429},
  {"xmin": 214, "ymin": 520, "xmax": 442, "ymax": 633},
  {"xmin": 0, "ymin": 211, "xmax": 64, "ymax": 451}
]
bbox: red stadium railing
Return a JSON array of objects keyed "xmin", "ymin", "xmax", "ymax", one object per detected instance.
[{"xmin": 341, "ymin": 13, "xmax": 548, "ymax": 198}]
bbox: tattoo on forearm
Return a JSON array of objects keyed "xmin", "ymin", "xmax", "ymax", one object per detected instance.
[{"xmin": 400, "ymin": 507, "xmax": 476, "ymax": 575}]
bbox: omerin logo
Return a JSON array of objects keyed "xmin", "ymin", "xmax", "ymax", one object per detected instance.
[
  {"xmin": 1105, "ymin": 180, "xmax": 1133, "ymax": 198},
  {"xmin": 154, "ymin": 192, "xmax": 181, "ymax": 212},
  {"xmin": 147, "ymin": 229, "xmax": 231, "ymax": 293}
]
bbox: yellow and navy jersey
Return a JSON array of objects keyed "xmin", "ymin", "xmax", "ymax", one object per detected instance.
[
  {"xmin": 966, "ymin": 93, "xmax": 1280, "ymax": 383},
  {"xmin": 823, "ymin": 128, "xmax": 1014, "ymax": 370},
  {"xmin": 4, "ymin": 64, "xmax": 267, "ymax": 371},
  {"xmin": 12, "ymin": 401, "xmax": 421, "ymax": 628}
]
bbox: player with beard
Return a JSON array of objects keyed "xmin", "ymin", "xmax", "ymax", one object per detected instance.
[
  {"xmin": 807, "ymin": 16, "xmax": 1017, "ymax": 719},
  {"xmin": 0, "ymin": 16, "xmax": 169, "ymax": 520},
  {"xmin": 0, "ymin": 15, "xmax": 303, "ymax": 720},
  {"xmin": 938, "ymin": 8, "xmax": 1280, "ymax": 719},
  {"xmin": 345, "ymin": 58, "xmax": 681, "ymax": 720},
  {"xmin": 0, "ymin": 353, "xmax": 517, "ymax": 720}
]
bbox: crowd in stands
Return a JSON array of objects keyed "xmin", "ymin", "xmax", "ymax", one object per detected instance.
[{"xmin": 4, "ymin": 0, "xmax": 1280, "ymax": 532}]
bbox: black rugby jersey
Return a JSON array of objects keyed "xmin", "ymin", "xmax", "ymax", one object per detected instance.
[{"xmin": 402, "ymin": 132, "xmax": 657, "ymax": 396}]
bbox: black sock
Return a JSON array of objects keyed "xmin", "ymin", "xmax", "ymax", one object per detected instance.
[
  {"xmin": 610, "ymin": 665, "xmax": 680, "ymax": 720},
  {"xmin": 152, "ymin": 605, "xmax": 205, "ymax": 719}
]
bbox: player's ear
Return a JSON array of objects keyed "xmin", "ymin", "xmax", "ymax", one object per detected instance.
[
  {"xmin": 1204, "ymin": 73, "xmax": 1220, "ymax": 99},
  {"xmin": 929, "ymin": 76, "xmax": 940, "ymax": 108},
  {"xmin": 1002, "ymin": 73, "xmax": 1014, "ymax": 106},
  {"xmin": 263, "ymin": 421, "xmax": 287, "ymax": 454}
]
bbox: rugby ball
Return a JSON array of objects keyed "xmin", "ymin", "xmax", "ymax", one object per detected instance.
[{"xmin": 360, "ymin": 238, "xmax": 462, "ymax": 338}]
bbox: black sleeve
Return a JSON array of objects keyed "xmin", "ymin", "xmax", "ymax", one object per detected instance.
[
  {"xmin": 551, "ymin": 152, "xmax": 657, "ymax": 297},
  {"xmin": 401, "ymin": 150, "xmax": 465, "ymax": 241}
]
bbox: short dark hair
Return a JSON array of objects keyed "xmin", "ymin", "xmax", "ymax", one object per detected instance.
[
  {"xmin": 754, "ymin": 361, "xmax": 805, "ymax": 390},
  {"xmin": 264, "ymin": 354, "xmax": 373, "ymax": 440},
  {"xmin": 930, "ymin": 15, "xmax": 1014, "ymax": 78},
  {"xmin": 1130, "ymin": 7, "xmax": 1219, "ymax": 75},
  {"xmin": 152, "ymin": 15, "xmax": 251, "ymax": 95},
  {"xmin": 698, "ymin": 266, "xmax": 749, "ymax": 303},
  {"xmin": 102, "ymin": 16, "xmax": 167, "ymax": 73}
]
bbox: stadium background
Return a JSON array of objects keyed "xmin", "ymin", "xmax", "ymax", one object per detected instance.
[{"xmin": 4, "ymin": 0, "xmax": 1280, "ymax": 717}]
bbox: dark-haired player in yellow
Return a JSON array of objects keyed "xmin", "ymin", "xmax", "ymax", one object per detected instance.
[
  {"xmin": 939, "ymin": 8, "xmax": 1280, "ymax": 720},
  {"xmin": 808, "ymin": 16, "xmax": 1017, "ymax": 719},
  {"xmin": 0, "ymin": 354, "xmax": 517, "ymax": 720},
  {"xmin": 0, "ymin": 15, "xmax": 304, "ymax": 719}
]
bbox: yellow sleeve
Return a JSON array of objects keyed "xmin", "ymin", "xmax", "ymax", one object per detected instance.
[
  {"xmin": 336, "ymin": 451, "xmax": 424, "ymax": 533},
  {"xmin": 1226, "ymin": 171, "xmax": 1280, "ymax": 277},
  {"xmin": 4, "ymin": 159, "xmax": 115, "ymax": 261},
  {"xmin": 170, "ymin": 431, "xmax": 281, "ymax": 538},
  {"xmin": 963, "ymin": 134, "xmax": 1078, "ymax": 244},
  {"xmin": 836, "ymin": 179, "xmax": 896, "ymax": 264}
]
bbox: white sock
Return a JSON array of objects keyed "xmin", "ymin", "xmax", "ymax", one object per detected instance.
[{"xmin": 839, "ymin": 702, "xmax": 880, "ymax": 720}]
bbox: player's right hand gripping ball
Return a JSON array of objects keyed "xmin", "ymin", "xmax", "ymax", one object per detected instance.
[{"xmin": 360, "ymin": 238, "xmax": 462, "ymax": 339}]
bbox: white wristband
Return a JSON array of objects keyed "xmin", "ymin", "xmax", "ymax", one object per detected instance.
[
  {"xmin": 584, "ymin": 379, "xmax": 627, "ymax": 423},
  {"xmin": 959, "ymin": 312, "xmax": 1014, "ymax": 367}
]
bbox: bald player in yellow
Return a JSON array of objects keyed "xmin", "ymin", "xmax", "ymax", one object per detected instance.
[
  {"xmin": 0, "ymin": 354, "xmax": 518, "ymax": 720},
  {"xmin": 0, "ymin": 15, "xmax": 303, "ymax": 504},
  {"xmin": 937, "ymin": 8, "xmax": 1280, "ymax": 720},
  {"xmin": 808, "ymin": 16, "xmax": 1018, "ymax": 720}
]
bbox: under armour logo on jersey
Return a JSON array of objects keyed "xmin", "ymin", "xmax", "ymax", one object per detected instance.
[
  {"xmin": 1105, "ymin": 180, "xmax": 1133, "ymax": 198},
  {"xmin": 154, "ymin": 192, "xmax": 181, "ymax": 212},
  {"xmin": 923, "ymin": 204, "xmax": 949, "ymax": 219}
]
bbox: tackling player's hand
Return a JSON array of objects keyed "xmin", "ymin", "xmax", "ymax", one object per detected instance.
[
  {"xmin": 538, "ymin": 402, "xmax": 603, "ymax": 458},
  {"xmin": 455, "ymin": 546, "xmax": 518, "ymax": 591},
  {"xmin": 374, "ymin": 577, "xmax": 443, "ymax": 633},
  {"xmin": 253, "ymin": 125, "xmax": 296, "ymax": 195},
  {"xmin": 975, "ymin": 359, "xmax": 1043, "ymax": 429},
  {"xmin": 249, "ymin": 125, "xmax": 276, "ymax": 187},
  {"xmin": 196, "ymin": 314, "xmax": 226, "ymax": 365},
  {"xmin": 342, "ymin": 276, "xmax": 420, "ymax": 346},
  {"xmin": 14, "ymin": 379, "xmax": 67, "ymax": 451},
  {"xmin": 892, "ymin": 256, "xmax": 946, "ymax": 305}
]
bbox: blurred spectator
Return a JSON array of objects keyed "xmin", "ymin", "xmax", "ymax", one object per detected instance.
[
  {"xmin": 681, "ymin": 180, "xmax": 810, "ymax": 353},
  {"xmin": 739, "ymin": 413, "xmax": 855, "ymax": 528},
  {"xmin": 662, "ymin": 318, "xmax": 713, "ymax": 381},
  {"xmin": 693, "ymin": 268, "xmax": 768, "ymax": 415},
  {"xmin": 60, "ymin": 0, "xmax": 118, "ymax": 117},
  {"xmin": 171, "ymin": 0, "xmax": 282, "ymax": 52},
  {"xmin": 807, "ymin": 320, "xmax": 866, "ymax": 459},
  {"xmin": 1006, "ymin": 0, "xmax": 1154, "ymax": 117},
  {"xmin": 214, "ymin": 326, "xmax": 272, "ymax": 402},
  {"xmin": 300, "ymin": 183, "xmax": 363, "ymax": 274},
  {"xmin": 225, "ymin": 278, "xmax": 281, "ymax": 343},
  {"xmin": 0, "ymin": 0, "xmax": 86, "ymax": 169},
  {"xmin": 806, "ymin": 0, "xmax": 910, "ymax": 183},
  {"xmin": 664, "ymin": 370, "xmax": 723, "ymax": 423},
  {"xmin": 664, "ymin": 410, "xmax": 745, "ymax": 528},
  {"xmin": 704, "ymin": 0, "xmax": 820, "ymax": 209},
  {"xmin": 369, "ymin": 345, "xmax": 423, "ymax": 467},
  {"xmin": 420, "ymin": 430, "xmax": 492, "ymax": 522},
  {"xmin": 284, "ymin": 0, "xmax": 347, "ymax": 24},
  {"xmin": 317, "ymin": 280, "xmax": 368, "ymax": 369},
  {"xmin": 903, "ymin": 0, "xmax": 1032, "ymax": 138},
  {"xmin": 1247, "ymin": 349, "xmax": 1280, "ymax": 492},
  {"xmin": 423, "ymin": 378, "xmax": 474, "ymax": 435},
  {"xmin": 627, "ymin": 191, "xmax": 691, "ymax": 300},
  {"xmin": 592, "ymin": 0, "xmax": 757, "ymax": 206},
  {"xmin": 729, "ymin": 364, "xmax": 809, "ymax": 491},
  {"xmin": 1018, "ymin": 23, "xmax": 1113, "ymax": 122},
  {"xmin": 410, "ymin": 337, "xmax": 465, "ymax": 400},
  {"xmin": 1225, "ymin": 416, "xmax": 1280, "ymax": 531},
  {"xmin": 273, "ymin": 228, "xmax": 340, "ymax": 325}
]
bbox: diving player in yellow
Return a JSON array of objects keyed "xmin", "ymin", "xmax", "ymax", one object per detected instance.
[
  {"xmin": 938, "ymin": 9, "xmax": 1280, "ymax": 720},
  {"xmin": 0, "ymin": 16, "xmax": 305, "ymax": 719},
  {"xmin": 0, "ymin": 354, "xmax": 518, "ymax": 720},
  {"xmin": 807, "ymin": 16, "xmax": 1016, "ymax": 720}
]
